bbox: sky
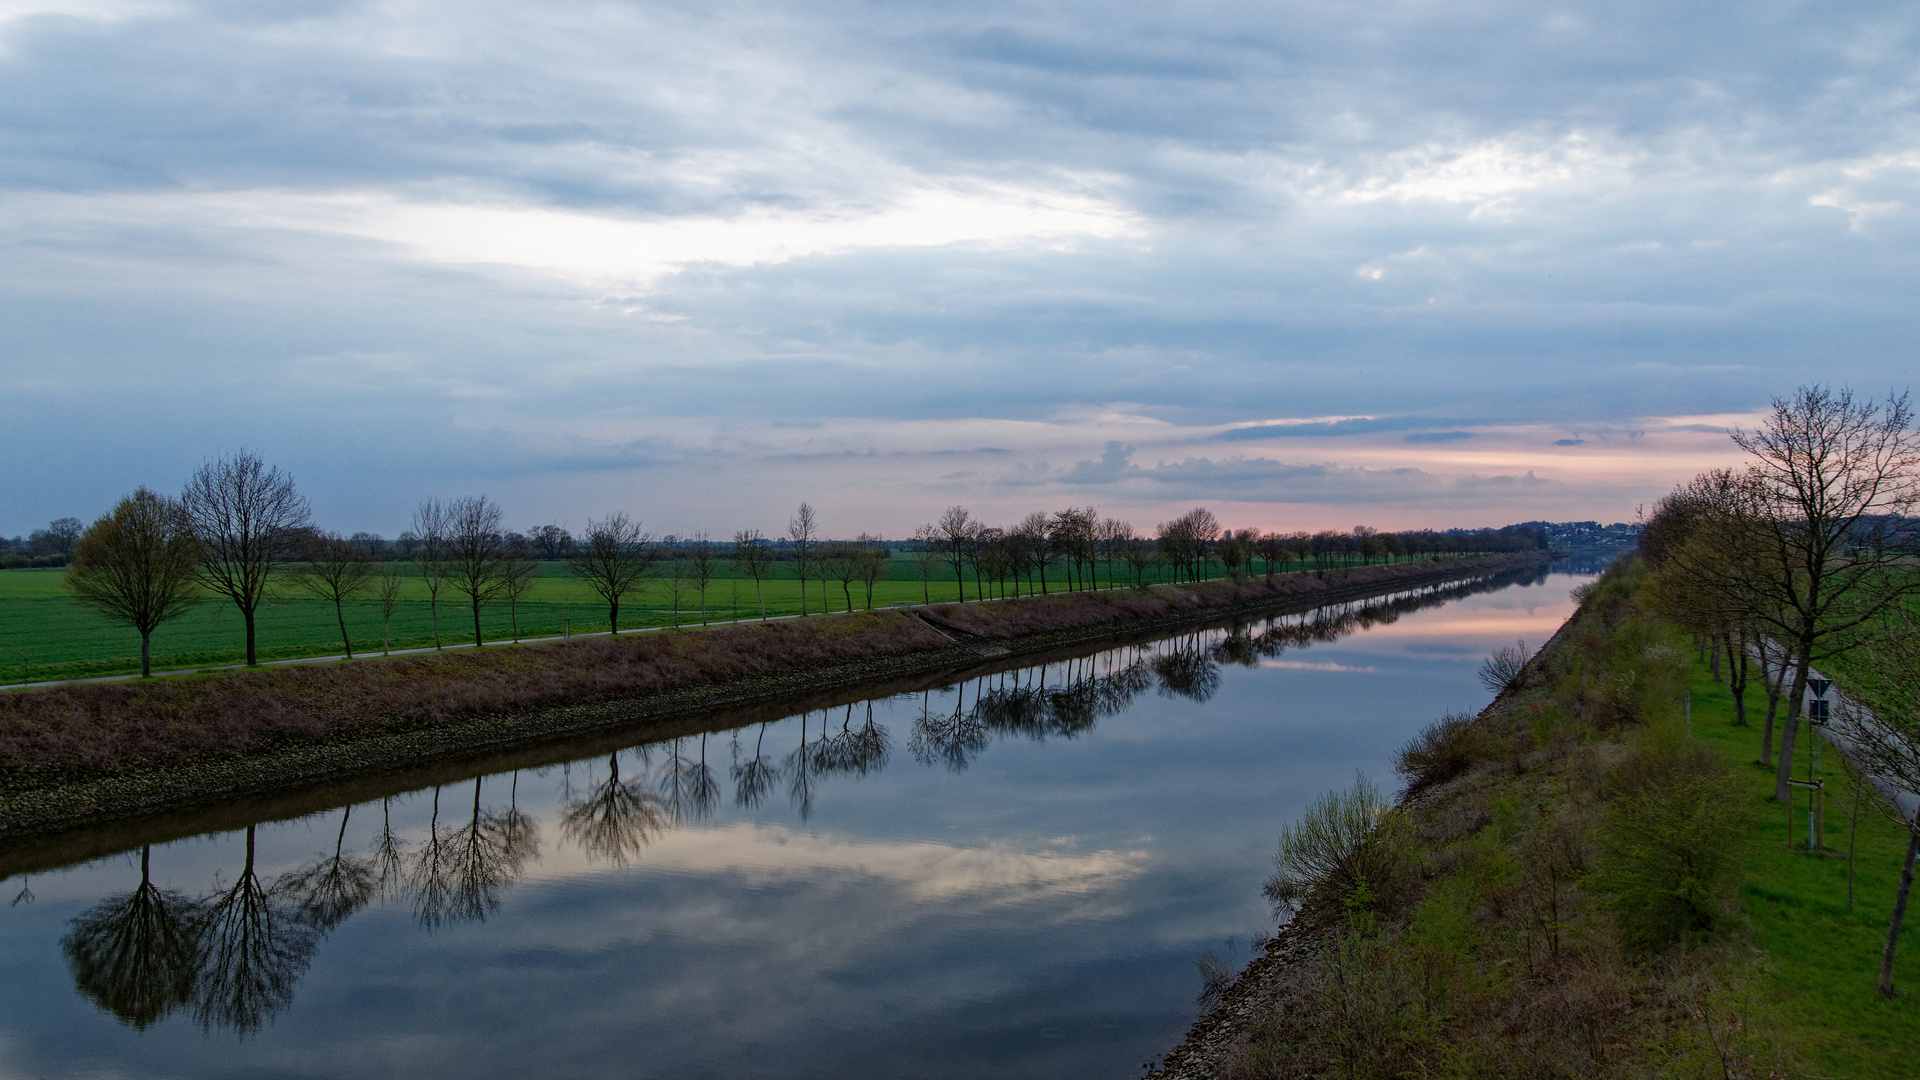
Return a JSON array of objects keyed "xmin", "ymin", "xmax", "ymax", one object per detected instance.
[{"xmin": 2, "ymin": 0, "xmax": 1916, "ymax": 539}]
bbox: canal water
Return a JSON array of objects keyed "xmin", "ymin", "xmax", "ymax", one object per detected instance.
[{"xmin": 0, "ymin": 566, "xmax": 1590, "ymax": 1079}]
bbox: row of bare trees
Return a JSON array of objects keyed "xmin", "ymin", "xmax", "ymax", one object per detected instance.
[
  {"xmin": 1639, "ymin": 385, "xmax": 1920, "ymax": 996},
  {"xmin": 60, "ymin": 452, "xmax": 1543, "ymax": 676}
]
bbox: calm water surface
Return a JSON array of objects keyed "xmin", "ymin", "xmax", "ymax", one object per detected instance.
[{"xmin": 0, "ymin": 569, "xmax": 1590, "ymax": 1079}]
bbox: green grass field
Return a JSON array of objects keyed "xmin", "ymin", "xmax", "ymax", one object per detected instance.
[
  {"xmin": 1686, "ymin": 662, "xmax": 1918, "ymax": 1077},
  {"xmin": 0, "ymin": 555, "xmax": 1269, "ymax": 683}
]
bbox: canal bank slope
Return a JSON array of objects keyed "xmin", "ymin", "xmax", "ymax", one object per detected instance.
[
  {"xmin": 1150, "ymin": 555, "xmax": 1889, "ymax": 1079},
  {"xmin": 0, "ymin": 554, "xmax": 1547, "ymax": 840}
]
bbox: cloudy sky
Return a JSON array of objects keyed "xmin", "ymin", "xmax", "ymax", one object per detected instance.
[{"xmin": 3, "ymin": 0, "xmax": 1915, "ymax": 538}]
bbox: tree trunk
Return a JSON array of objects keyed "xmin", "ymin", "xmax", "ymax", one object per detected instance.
[
  {"xmin": 1880, "ymin": 816, "xmax": 1919, "ymax": 997},
  {"xmin": 472, "ymin": 597, "xmax": 484, "ymax": 647},
  {"xmin": 757, "ymin": 579, "xmax": 767, "ymax": 620},
  {"xmin": 1728, "ymin": 632, "xmax": 1750, "ymax": 727},
  {"xmin": 610, "ymin": 598, "xmax": 620, "ymax": 634},
  {"xmin": 335, "ymin": 598, "xmax": 353, "ymax": 659},
  {"xmin": 430, "ymin": 593, "xmax": 442, "ymax": 648},
  {"xmin": 242, "ymin": 604, "xmax": 258, "ymax": 666},
  {"xmin": 140, "ymin": 628, "xmax": 152, "ymax": 678},
  {"xmin": 1761, "ymin": 649, "xmax": 1783, "ymax": 765},
  {"xmin": 1775, "ymin": 649, "xmax": 1811, "ymax": 803}
]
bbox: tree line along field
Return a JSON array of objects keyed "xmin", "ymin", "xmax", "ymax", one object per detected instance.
[{"xmin": 0, "ymin": 553, "xmax": 1348, "ymax": 684}]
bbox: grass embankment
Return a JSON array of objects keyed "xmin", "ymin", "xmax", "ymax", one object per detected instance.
[
  {"xmin": 1162, "ymin": 556, "xmax": 1915, "ymax": 1079},
  {"xmin": 0, "ymin": 556, "xmax": 1461, "ymax": 684},
  {"xmin": 0, "ymin": 555, "xmax": 1543, "ymax": 838},
  {"xmin": 1688, "ymin": 668, "xmax": 1918, "ymax": 1072}
]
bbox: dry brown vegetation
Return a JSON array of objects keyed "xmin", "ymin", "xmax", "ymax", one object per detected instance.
[
  {"xmin": 0, "ymin": 556, "xmax": 1536, "ymax": 785},
  {"xmin": 0, "ymin": 612, "xmax": 948, "ymax": 781},
  {"xmin": 924, "ymin": 560, "xmax": 1484, "ymax": 638}
]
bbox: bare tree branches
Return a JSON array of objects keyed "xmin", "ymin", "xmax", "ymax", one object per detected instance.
[
  {"xmin": 410, "ymin": 500, "xmax": 451, "ymax": 649},
  {"xmin": 731, "ymin": 529, "xmax": 771, "ymax": 619},
  {"xmin": 935, "ymin": 505, "xmax": 976, "ymax": 602},
  {"xmin": 374, "ymin": 569, "xmax": 404, "ymax": 656},
  {"xmin": 284, "ymin": 532, "xmax": 374, "ymax": 658},
  {"xmin": 788, "ymin": 503, "xmax": 818, "ymax": 615},
  {"xmin": 688, "ymin": 532, "xmax": 717, "ymax": 625},
  {"xmin": 444, "ymin": 496, "xmax": 508, "ymax": 647},
  {"xmin": 569, "ymin": 513, "xmax": 656, "ymax": 634},
  {"xmin": 66, "ymin": 489, "xmax": 202, "ymax": 677},
  {"xmin": 180, "ymin": 451, "xmax": 310, "ymax": 666},
  {"xmin": 1730, "ymin": 387, "xmax": 1920, "ymax": 801}
]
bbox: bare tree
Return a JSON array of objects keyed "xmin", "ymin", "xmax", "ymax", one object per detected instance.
[
  {"xmin": 1014, "ymin": 511, "xmax": 1052, "ymax": 594},
  {"xmin": 1830, "ymin": 609, "xmax": 1920, "ymax": 996},
  {"xmin": 1099, "ymin": 517, "xmax": 1132, "ymax": 589},
  {"xmin": 822, "ymin": 542, "xmax": 861, "ymax": 612},
  {"xmin": 1216, "ymin": 530, "xmax": 1249, "ymax": 578},
  {"xmin": 499, "ymin": 537, "xmax": 539, "ymax": 642},
  {"xmin": 66, "ymin": 489, "xmax": 201, "ymax": 677},
  {"xmin": 911, "ymin": 523, "xmax": 940, "ymax": 603},
  {"xmin": 569, "ymin": 513, "xmax": 656, "ymax": 634},
  {"xmin": 732, "ymin": 529, "xmax": 772, "ymax": 619},
  {"xmin": 788, "ymin": 503, "xmax": 819, "ymax": 615},
  {"xmin": 1254, "ymin": 531, "xmax": 1286, "ymax": 579},
  {"xmin": 688, "ymin": 531, "xmax": 718, "ymax": 625},
  {"xmin": 1728, "ymin": 387, "xmax": 1920, "ymax": 802},
  {"xmin": 1121, "ymin": 532, "xmax": 1155, "ymax": 586},
  {"xmin": 180, "ymin": 451, "xmax": 310, "ymax": 666},
  {"xmin": 411, "ymin": 499, "xmax": 451, "ymax": 649},
  {"xmin": 1177, "ymin": 507, "xmax": 1222, "ymax": 580},
  {"xmin": 664, "ymin": 564, "xmax": 693, "ymax": 627},
  {"xmin": 444, "ymin": 496, "xmax": 508, "ymax": 647},
  {"xmin": 284, "ymin": 532, "xmax": 374, "ymax": 658},
  {"xmin": 935, "ymin": 505, "xmax": 976, "ymax": 602},
  {"xmin": 375, "ymin": 568, "xmax": 404, "ymax": 655},
  {"xmin": 856, "ymin": 533, "xmax": 888, "ymax": 610},
  {"xmin": 1049, "ymin": 508, "xmax": 1096, "ymax": 590},
  {"xmin": 1642, "ymin": 469, "xmax": 1776, "ymax": 732},
  {"xmin": 527, "ymin": 524, "xmax": 572, "ymax": 560},
  {"xmin": 32, "ymin": 517, "xmax": 83, "ymax": 560}
]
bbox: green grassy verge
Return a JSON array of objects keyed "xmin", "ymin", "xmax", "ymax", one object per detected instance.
[
  {"xmin": 1686, "ymin": 663, "xmax": 1918, "ymax": 1076},
  {"xmin": 0, "ymin": 556, "xmax": 1448, "ymax": 684}
]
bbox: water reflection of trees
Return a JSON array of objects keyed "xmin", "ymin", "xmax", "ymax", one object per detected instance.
[
  {"xmin": 192, "ymin": 825, "xmax": 322, "ymax": 1035},
  {"xmin": 61, "ymin": 846, "xmax": 201, "ymax": 1030},
  {"xmin": 278, "ymin": 806, "xmax": 376, "ymax": 933},
  {"xmin": 58, "ymin": 565, "xmax": 1537, "ymax": 1036},
  {"xmin": 561, "ymin": 753, "xmax": 663, "ymax": 866}
]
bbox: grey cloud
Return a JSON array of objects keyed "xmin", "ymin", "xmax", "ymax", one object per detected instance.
[
  {"xmin": 2, "ymin": 0, "xmax": 1919, "ymax": 531},
  {"xmin": 1000, "ymin": 445, "xmax": 1567, "ymax": 506}
]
